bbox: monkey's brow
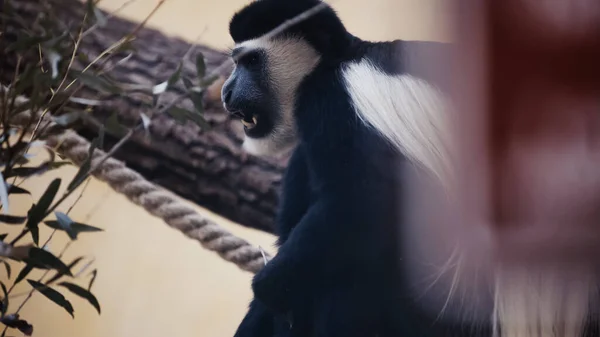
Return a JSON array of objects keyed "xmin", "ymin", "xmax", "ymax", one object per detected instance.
[{"xmin": 231, "ymin": 46, "xmax": 246, "ymax": 60}]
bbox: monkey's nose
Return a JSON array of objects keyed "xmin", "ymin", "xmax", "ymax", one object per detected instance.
[{"xmin": 222, "ymin": 88, "xmax": 233, "ymax": 106}]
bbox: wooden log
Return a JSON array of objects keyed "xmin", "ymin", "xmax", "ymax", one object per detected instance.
[{"xmin": 0, "ymin": 0, "xmax": 287, "ymax": 233}]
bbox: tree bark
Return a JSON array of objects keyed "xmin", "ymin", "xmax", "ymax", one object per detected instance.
[{"xmin": 1, "ymin": 0, "xmax": 287, "ymax": 233}]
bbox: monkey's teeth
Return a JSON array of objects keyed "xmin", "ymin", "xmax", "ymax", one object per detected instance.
[{"xmin": 242, "ymin": 118, "xmax": 257, "ymax": 129}]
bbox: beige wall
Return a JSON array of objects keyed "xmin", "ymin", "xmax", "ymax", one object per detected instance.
[
  {"xmin": 1, "ymin": 1, "xmax": 450, "ymax": 336},
  {"xmin": 97, "ymin": 0, "xmax": 451, "ymax": 49}
]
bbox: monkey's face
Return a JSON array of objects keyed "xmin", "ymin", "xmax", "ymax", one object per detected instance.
[{"xmin": 222, "ymin": 37, "xmax": 320, "ymax": 157}]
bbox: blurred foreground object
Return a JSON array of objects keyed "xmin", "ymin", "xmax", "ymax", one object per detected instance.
[{"xmin": 403, "ymin": 0, "xmax": 600, "ymax": 333}]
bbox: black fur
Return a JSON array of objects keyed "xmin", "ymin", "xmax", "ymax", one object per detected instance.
[
  {"xmin": 229, "ymin": 0, "xmax": 360, "ymax": 63},
  {"xmin": 227, "ymin": 1, "xmax": 483, "ymax": 336}
]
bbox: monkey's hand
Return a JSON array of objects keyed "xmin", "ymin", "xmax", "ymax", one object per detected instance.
[
  {"xmin": 252, "ymin": 199, "xmax": 341, "ymax": 314},
  {"xmin": 251, "ymin": 250, "xmax": 296, "ymax": 314},
  {"xmin": 233, "ymin": 298, "xmax": 275, "ymax": 337}
]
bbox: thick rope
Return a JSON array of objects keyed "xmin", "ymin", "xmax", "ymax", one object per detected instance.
[{"xmin": 9, "ymin": 106, "xmax": 270, "ymax": 274}]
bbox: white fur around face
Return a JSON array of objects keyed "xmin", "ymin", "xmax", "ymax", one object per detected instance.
[{"xmin": 234, "ymin": 37, "xmax": 320, "ymax": 157}]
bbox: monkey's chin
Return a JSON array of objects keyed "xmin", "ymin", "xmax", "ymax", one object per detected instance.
[{"xmin": 242, "ymin": 137, "xmax": 296, "ymax": 158}]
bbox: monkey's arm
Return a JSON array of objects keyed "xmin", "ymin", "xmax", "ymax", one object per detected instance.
[
  {"xmin": 233, "ymin": 299, "xmax": 276, "ymax": 337},
  {"xmin": 252, "ymin": 197, "xmax": 357, "ymax": 314}
]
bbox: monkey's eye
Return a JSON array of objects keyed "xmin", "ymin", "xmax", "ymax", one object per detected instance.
[{"xmin": 239, "ymin": 51, "xmax": 261, "ymax": 67}]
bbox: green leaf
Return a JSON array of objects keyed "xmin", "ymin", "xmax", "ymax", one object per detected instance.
[
  {"xmin": 59, "ymin": 282, "xmax": 101, "ymax": 314},
  {"xmin": 168, "ymin": 62, "xmax": 183, "ymax": 87},
  {"xmin": 25, "ymin": 247, "xmax": 72, "ymax": 276},
  {"xmin": 196, "ymin": 53, "xmax": 206, "ymax": 78},
  {"xmin": 104, "ymin": 112, "xmax": 128, "ymax": 138},
  {"xmin": 166, "ymin": 107, "xmax": 190, "ymax": 124},
  {"xmin": 6, "ymin": 35, "xmax": 50, "ymax": 52},
  {"xmin": 200, "ymin": 73, "xmax": 219, "ymax": 88},
  {"xmin": 46, "ymin": 257, "xmax": 84, "ymax": 284},
  {"xmin": 27, "ymin": 280, "xmax": 74, "ymax": 318},
  {"xmin": 0, "ymin": 215, "xmax": 27, "ymax": 225},
  {"xmin": 70, "ymin": 70, "xmax": 122, "ymax": 95},
  {"xmin": 0, "ymin": 260, "xmax": 11, "ymax": 279},
  {"xmin": 182, "ymin": 77, "xmax": 195, "ymax": 90},
  {"xmin": 189, "ymin": 91, "xmax": 205, "ymax": 115},
  {"xmin": 0, "ymin": 234, "xmax": 7, "ymax": 241},
  {"xmin": 14, "ymin": 264, "xmax": 33, "ymax": 284},
  {"xmin": 26, "ymin": 179, "xmax": 61, "ymax": 245}
]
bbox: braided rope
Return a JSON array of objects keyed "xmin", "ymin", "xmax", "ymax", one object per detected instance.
[{"xmin": 10, "ymin": 108, "xmax": 270, "ymax": 274}]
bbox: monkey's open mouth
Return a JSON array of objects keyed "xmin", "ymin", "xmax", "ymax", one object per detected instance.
[{"xmin": 241, "ymin": 116, "xmax": 258, "ymax": 130}]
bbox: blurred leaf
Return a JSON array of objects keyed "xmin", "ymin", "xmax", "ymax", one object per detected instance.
[
  {"xmin": 152, "ymin": 81, "xmax": 168, "ymax": 95},
  {"xmin": 196, "ymin": 53, "xmax": 206, "ymax": 78},
  {"xmin": 0, "ymin": 281, "xmax": 8, "ymax": 316},
  {"xmin": 0, "ymin": 314, "xmax": 33, "ymax": 336},
  {"xmin": 76, "ymin": 52, "xmax": 90, "ymax": 65},
  {"xmin": 166, "ymin": 107, "xmax": 190, "ymax": 124},
  {"xmin": 182, "ymin": 77, "xmax": 195, "ymax": 90},
  {"xmin": 54, "ymin": 212, "xmax": 75, "ymax": 239},
  {"xmin": 0, "ymin": 172, "xmax": 9, "ymax": 215},
  {"xmin": 26, "ymin": 178, "xmax": 61, "ymax": 245},
  {"xmin": 92, "ymin": 7, "xmax": 107, "ymax": 27},
  {"xmin": 70, "ymin": 70, "xmax": 122, "ymax": 95},
  {"xmin": 0, "ymin": 234, "xmax": 7, "ymax": 241},
  {"xmin": 40, "ymin": 31, "xmax": 69, "ymax": 50},
  {"xmin": 140, "ymin": 113, "xmax": 151, "ymax": 131},
  {"xmin": 44, "ymin": 219, "xmax": 103, "ymax": 240},
  {"xmin": 53, "ymin": 111, "xmax": 82, "ymax": 126},
  {"xmin": 0, "ymin": 261, "xmax": 10, "ymax": 279},
  {"xmin": 166, "ymin": 106, "xmax": 209, "ymax": 129},
  {"xmin": 14, "ymin": 264, "xmax": 33, "ymax": 284},
  {"xmin": 11, "ymin": 64, "xmax": 38, "ymax": 99},
  {"xmin": 46, "ymin": 257, "xmax": 84, "ymax": 284},
  {"xmin": 114, "ymin": 39, "xmax": 136, "ymax": 54},
  {"xmin": 27, "ymin": 280, "xmax": 74, "ymax": 318},
  {"xmin": 4, "ymin": 163, "xmax": 51, "ymax": 178},
  {"xmin": 200, "ymin": 74, "xmax": 219, "ymax": 88},
  {"xmin": 168, "ymin": 62, "xmax": 183, "ymax": 87},
  {"xmin": 67, "ymin": 134, "xmax": 100, "ymax": 192},
  {"xmin": 68, "ymin": 97, "xmax": 102, "ymax": 106},
  {"xmin": 6, "ymin": 185, "xmax": 31, "ymax": 196},
  {"xmin": 25, "ymin": 247, "xmax": 72, "ymax": 276},
  {"xmin": 6, "ymin": 35, "xmax": 50, "ymax": 53},
  {"xmin": 43, "ymin": 49, "xmax": 62, "ymax": 79},
  {"xmin": 104, "ymin": 112, "xmax": 128, "ymax": 138},
  {"xmin": 48, "ymin": 161, "xmax": 72, "ymax": 170},
  {"xmin": 0, "ymin": 215, "xmax": 27, "ymax": 225},
  {"xmin": 88, "ymin": 269, "xmax": 97, "ymax": 291},
  {"xmin": 86, "ymin": 0, "xmax": 107, "ymax": 27},
  {"xmin": 59, "ymin": 282, "xmax": 101, "ymax": 314},
  {"xmin": 189, "ymin": 91, "xmax": 204, "ymax": 115}
]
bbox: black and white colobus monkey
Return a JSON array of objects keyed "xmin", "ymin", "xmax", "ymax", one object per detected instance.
[{"xmin": 221, "ymin": 0, "xmax": 600, "ymax": 337}]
